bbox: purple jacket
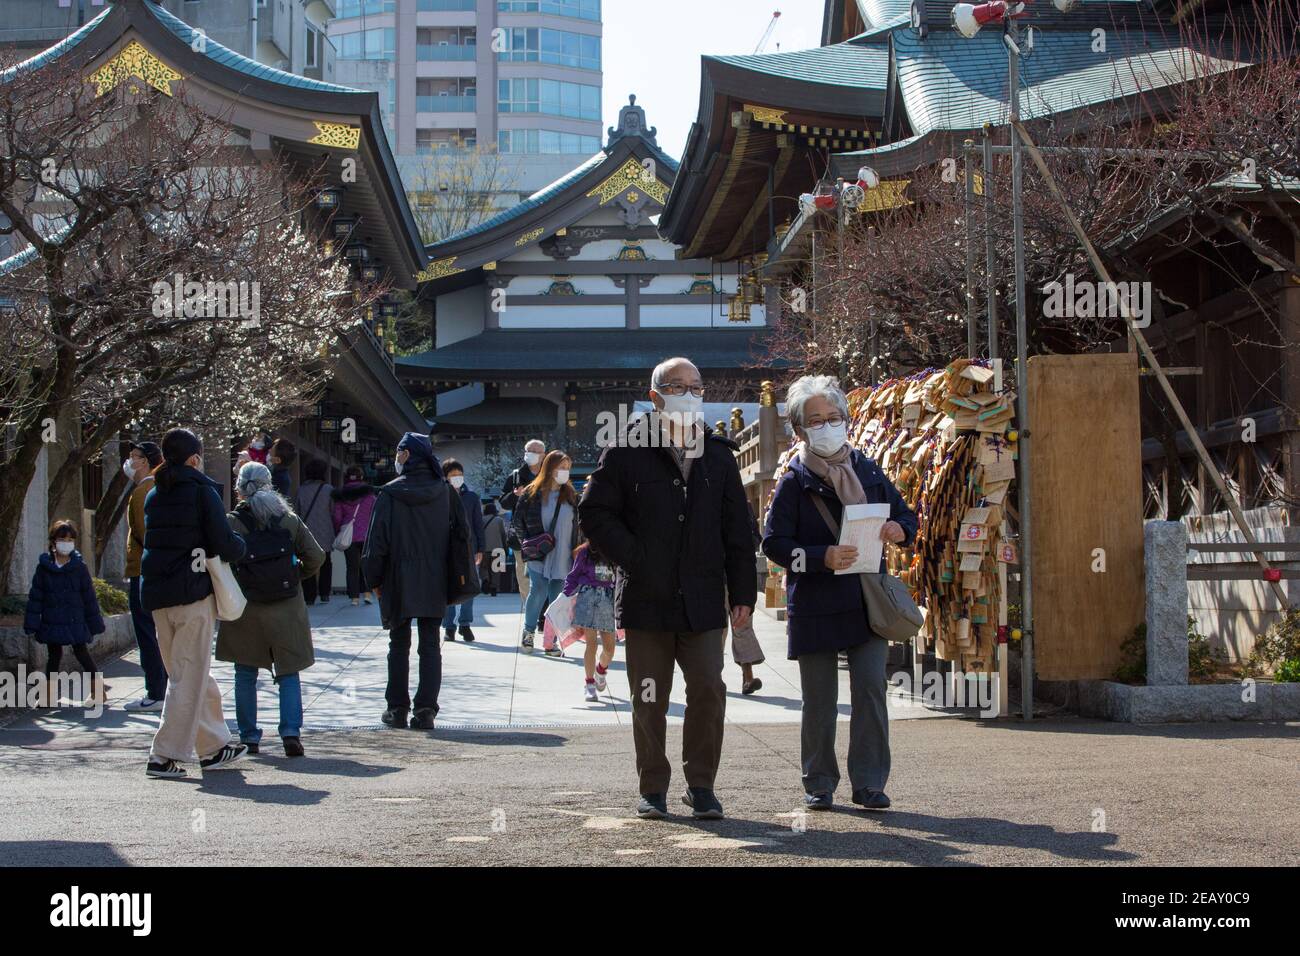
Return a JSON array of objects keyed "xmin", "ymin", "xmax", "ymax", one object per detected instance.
[
  {"xmin": 331, "ymin": 481, "xmax": 377, "ymax": 544},
  {"xmin": 562, "ymin": 547, "xmax": 615, "ymax": 597}
]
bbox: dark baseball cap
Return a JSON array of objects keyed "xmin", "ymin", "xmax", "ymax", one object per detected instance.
[{"xmin": 128, "ymin": 441, "xmax": 163, "ymax": 468}]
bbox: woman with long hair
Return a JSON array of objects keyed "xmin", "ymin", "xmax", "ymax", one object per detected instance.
[
  {"xmin": 510, "ymin": 450, "xmax": 579, "ymax": 653},
  {"xmin": 332, "ymin": 464, "xmax": 378, "ymax": 606},
  {"xmin": 216, "ymin": 462, "xmax": 325, "ymax": 758}
]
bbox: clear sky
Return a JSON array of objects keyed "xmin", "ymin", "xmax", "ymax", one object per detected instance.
[{"xmin": 600, "ymin": 0, "xmax": 828, "ymax": 162}]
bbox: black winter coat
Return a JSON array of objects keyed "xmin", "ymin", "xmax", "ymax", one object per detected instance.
[
  {"xmin": 24, "ymin": 551, "xmax": 105, "ymax": 646},
  {"xmin": 499, "ymin": 462, "xmax": 538, "ymax": 512},
  {"xmin": 510, "ymin": 486, "xmax": 579, "ymax": 556},
  {"xmin": 578, "ymin": 419, "xmax": 758, "ymax": 632},
  {"xmin": 141, "ymin": 465, "xmax": 247, "ymax": 612},
  {"xmin": 362, "ymin": 458, "xmax": 466, "ymax": 626}
]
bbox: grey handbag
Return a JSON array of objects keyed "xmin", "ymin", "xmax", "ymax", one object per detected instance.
[{"xmin": 809, "ymin": 494, "xmax": 924, "ymax": 643}]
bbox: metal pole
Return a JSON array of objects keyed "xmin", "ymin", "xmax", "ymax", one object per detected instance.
[
  {"xmin": 1008, "ymin": 19, "xmax": 1034, "ymax": 720},
  {"xmin": 983, "ymin": 123, "xmax": 999, "ymax": 361},
  {"xmin": 964, "ymin": 139, "xmax": 978, "ymax": 358}
]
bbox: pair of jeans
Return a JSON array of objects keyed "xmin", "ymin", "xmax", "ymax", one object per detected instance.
[
  {"xmin": 300, "ymin": 552, "xmax": 333, "ymax": 603},
  {"xmin": 129, "ymin": 576, "xmax": 168, "ymax": 700},
  {"xmin": 441, "ymin": 597, "xmax": 475, "ymax": 628},
  {"xmin": 233, "ymin": 664, "xmax": 303, "ymax": 742},
  {"xmin": 386, "ymin": 617, "xmax": 441, "ymax": 713},
  {"xmin": 797, "ymin": 636, "xmax": 890, "ymax": 796},
  {"xmin": 523, "ymin": 566, "xmax": 563, "ymax": 634}
]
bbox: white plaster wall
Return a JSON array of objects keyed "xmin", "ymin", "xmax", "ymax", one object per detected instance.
[
  {"xmin": 7, "ymin": 446, "xmax": 48, "ymax": 595},
  {"xmin": 499, "ymin": 305, "xmax": 625, "ymax": 328},
  {"xmin": 502, "ymin": 275, "xmax": 619, "ymax": 295},
  {"xmin": 436, "ymin": 284, "xmax": 485, "ymax": 347},
  {"xmin": 640, "ymin": 303, "xmax": 766, "ymax": 327}
]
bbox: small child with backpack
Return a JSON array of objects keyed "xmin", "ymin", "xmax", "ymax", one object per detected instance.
[
  {"xmin": 24, "ymin": 519, "xmax": 106, "ymax": 708},
  {"xmin": 562, "ymin": 540, "xmax": 617, "ymax": 702},
  {"xmin": 215, "ymin": 463, "xmax": 325, "ymax": 757}
]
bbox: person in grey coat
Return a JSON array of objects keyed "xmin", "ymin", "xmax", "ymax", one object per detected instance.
[
  {"xmin": 480, "ymin": 500, "xmax": 508, "ymax": 596},
  {"xmin": 363, "ymin": 432, "xmax": 464, "ymax": 731},
  {"xmin": 295, "ymin": 458, "xmax": 335, "ymax": 604}
]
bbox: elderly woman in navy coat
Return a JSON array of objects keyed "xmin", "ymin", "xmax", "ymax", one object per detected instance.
[{"xmin": 762, "ymin": 374, "xmax": 917, "ymax": 812}]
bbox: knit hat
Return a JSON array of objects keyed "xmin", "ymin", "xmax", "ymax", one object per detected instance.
[{"xmin": 396, "ymin": 432, "xmax": 435, "ymax": 465}]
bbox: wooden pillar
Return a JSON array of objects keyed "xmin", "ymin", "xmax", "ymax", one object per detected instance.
[{"xmin": 1282, "ymin": 241, "xmax": 1300, "ymax": 523}]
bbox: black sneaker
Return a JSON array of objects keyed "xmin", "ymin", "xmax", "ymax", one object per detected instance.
[
  {"xmin": 381, "ymin": 707, "xmax": 409, "ymax": 728},
  {"xmin": 636, "ymin": 794, "xmax": 668, "ymax": 819},
  {"xmin": 145, "ymin": 758, "xmax": 187, "ymax": 779},
  {"xmin": 410, "ymin": 708, "xmax": 436, "ymax": 731},
  {"xmin": 199, "ymin": 743, "xmax": 248, "ymax": 772},
  {"xmin": 283, "ymin": 736, "xmax": 304, "ymax": 758},
  {"xmin": 804, "ymin": 791, "xmax": 833, "ymax": 811},
  {"xmin": 852, "ymin": 788, "xmax": 891, "ymax": 810},
  {"xmin": 681, "ymin": 787, "xmax": 724, "ymax": 820},
  {"xmin": 242, "ymin": 741, "xmax": 260, "ymax": 755},
  {"xmin": 444, "ymin": 626, "xmax": 457, "ymax": 642},
  {"xmin": 459, "ymin": 626, "xmax": 475, "ymax": 643}
]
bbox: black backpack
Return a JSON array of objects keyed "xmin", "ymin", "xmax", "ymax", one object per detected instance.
[{"xmin": 233, "ymin": 510, "xmax": 299, "ymax": 603}]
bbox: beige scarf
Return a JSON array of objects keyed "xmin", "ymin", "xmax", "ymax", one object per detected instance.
[{"xmin": 800, "ymin": 443, "xmax": 867, "ymax": 507}]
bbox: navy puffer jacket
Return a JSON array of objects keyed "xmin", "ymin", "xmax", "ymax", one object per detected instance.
[
  {"xmin": 24, "ymin": 551, "xmax": 105, "ymax": 646},
  {"xmin": 141, "ymin": 464, "xmax": 247, "ymax": 612}
]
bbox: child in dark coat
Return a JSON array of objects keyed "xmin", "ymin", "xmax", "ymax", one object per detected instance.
[{"xmin": 24, "ymin": 519, "xmax": 106, "ymax": 705}]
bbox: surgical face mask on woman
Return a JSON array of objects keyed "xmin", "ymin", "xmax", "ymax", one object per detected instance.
[
  {"xmin": 524, "ymin": 450, "xmax": 541, "ymax": 467},
  {"xmin": 449, "ymin": 475, "xmax": 465, "ymax": 489},
  {"xmin": 804, "ymin": 420, "xmax": 849, "ymax": 457},
  {"xmin": 54, "ymin": 540, "xmax": 75, "ymax": 555},
  {"xmin": 554, "ymin": 468, "xmax": 570, "ymax": 485}
]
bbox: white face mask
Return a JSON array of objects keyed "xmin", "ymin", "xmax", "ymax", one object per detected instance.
[
  {"xmin": 657, "ymin": 390, "xmax": 704, "ymax": 425},
  {"xmin": 554, "ymin": 469, "xmax": 570, "ymax": 485},
  {"xmin": 123, "ymin": 458, "xmax": 138, "ymax": 481},
  {"xmin": 449, "ymin": 475, "xmax": 464, "ymax": 489},
  {"xmin": 524, "ymin": 451, "xmax": 541, "ymax": 467},
  {"xmin": 805, "ymin": 421, "xmax": 849, "ymax": 457},
  {"xmin": 394, "ymin": 459, "xmax": 404, "ymax": 475},
  {"xmin": 55, "ymin": 541, "xmax": 75, "ymax": 555}
]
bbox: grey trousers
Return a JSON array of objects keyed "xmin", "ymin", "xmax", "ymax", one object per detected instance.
[{"xmin": 797, "ymin": 636, "xmax": 890, "ymax": 795}]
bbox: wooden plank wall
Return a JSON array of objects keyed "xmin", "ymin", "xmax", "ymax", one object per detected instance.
[{"xmin": 1028, "ymin": 352, "xmax": 1146, "ymax": 680}]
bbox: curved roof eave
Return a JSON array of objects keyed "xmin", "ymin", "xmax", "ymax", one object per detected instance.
[{"xmin": 422, "ymin": 134, "xmax": 679, "ymax": 263}]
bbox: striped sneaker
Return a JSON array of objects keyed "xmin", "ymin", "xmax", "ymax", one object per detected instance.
[
  {"xmin": 199, "ymin": 743, "xmax": 249, "ymax": 772},
  {"xmin": 146, "ymin": 758, "xmax": 187, "ymax": 780}
]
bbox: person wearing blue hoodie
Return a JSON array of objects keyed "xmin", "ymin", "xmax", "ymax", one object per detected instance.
[
  {"xmin": 363, "ymin": 432, "xmax": 463, "ymax": 731},
  {"xmin": 140, "ymin": 428, "xmax": 248, "ymax": 780},
  {"xmin": 24, "ymin": 518, "xmax": 106, "ymax": 707}
]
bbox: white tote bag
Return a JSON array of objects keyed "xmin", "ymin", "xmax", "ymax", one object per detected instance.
[
  {"xmin": 333, "ymin": 517, "xmax": 355, "ymax": 552},
  {"xmin": 206, "ymin": 556, "xmax": 247, "ymax": 622}
]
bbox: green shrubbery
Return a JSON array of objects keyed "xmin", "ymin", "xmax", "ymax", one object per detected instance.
[
  {"xmin": 93, "ymin": 579, "xmax": 129, "ymax": 616},
  {"xmin": 1114, "ymin": 616, "xmax": 1226, "ymax": 684},
  {"xmin": 1246, "ymin": 608, "xmax": 1300, "ymax": 683}
]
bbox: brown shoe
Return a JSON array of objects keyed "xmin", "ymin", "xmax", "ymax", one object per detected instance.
[{"xmin": 283, "ymin": 736, "xmax": 304, "ymax": 758}]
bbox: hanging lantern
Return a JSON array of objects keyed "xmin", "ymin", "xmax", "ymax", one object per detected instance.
[
  {"xmin": 360, "ymin": 261, "xmax": 383, "ymax": 283},
  {"xmin": 321, "ymin": 237, "xmax": 338, "ymax": 258},
  {"xmin": 332, "ymin": 215, "xmax": 359, "ymax": 239},
  {"xmin": 379, "ymin": 298, "xmax": 400, "ymax": 319},
  {"xmin": 314, "ymin": 186, "xmax": 343, "ymax": 210},
  {"xmin": 344, "ymin": 241, "xmax": 370, "ymax": 263}
]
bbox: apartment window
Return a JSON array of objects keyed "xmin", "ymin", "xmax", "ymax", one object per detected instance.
[
  {"xmin": 336, "ymin": 0, "xmax": 395, "ymax": 17},
  {"xmin": 497, "ymin": 129, "xmax": 600, "ymax": 154},
  {"xmin": 305, "ymin": 26, "xmax": 318, "ymax": 67},
  {"xmin": 497, "ymin": 78, "xmax": 599, "ymax": 120},
  {"xmin": 336, "ymin": 27, "xmax": 395, "ymax": 60},
  {"xmin": 498, "ymin": 0, "xmax": 601, "ymax": 19},
  {"xmin": 497, "ymin": 28, "xmax": 600, "ymax": 70}
]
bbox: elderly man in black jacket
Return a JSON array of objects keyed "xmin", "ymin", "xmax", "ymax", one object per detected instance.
[
  {"xmin": 579, "ymin": 357, "xmax": 757, "ymax": 820},
  {"xmin": 363, "ymin": 432, "xmax": 465, "ymax": 731}
]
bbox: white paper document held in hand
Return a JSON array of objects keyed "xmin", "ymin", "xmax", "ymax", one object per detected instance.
[{"xmin": 835, "ymin": 503, "xmax": 892, "ymax": 575}]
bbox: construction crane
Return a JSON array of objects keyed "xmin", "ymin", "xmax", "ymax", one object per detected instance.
[{"xmin": 753, "ymin": 10, "xmax": 782, "ymax": 53}]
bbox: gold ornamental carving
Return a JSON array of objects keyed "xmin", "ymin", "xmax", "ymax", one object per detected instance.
[
  {"xmin": 586, "ymin": 158, "xmax": 669, "ymax": 206},
  {"xmin": 307, "ymin": 122, "xmax": 362, "ymax": 150},
  {"xmin": 87, "ymin": 40, "xmax": 182, "ymax": 98}
]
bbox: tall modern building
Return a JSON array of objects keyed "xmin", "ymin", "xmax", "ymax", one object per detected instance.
[
  {"xmin": 0, "ymin": 0, "xmax": 338, "ymax": 83},
  {"xmin": 327, "ymin": 0, "xmax": 603, "ymax": 194}
]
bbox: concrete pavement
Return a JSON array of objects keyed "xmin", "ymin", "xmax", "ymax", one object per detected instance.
[{"xmin": 1, "ymin": 592, "xmax": 1296, "ymax": 866}]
